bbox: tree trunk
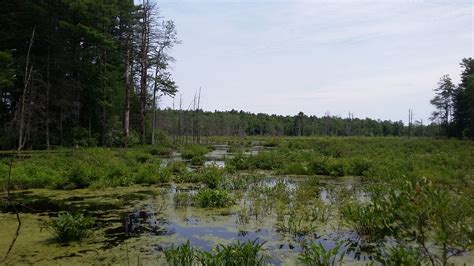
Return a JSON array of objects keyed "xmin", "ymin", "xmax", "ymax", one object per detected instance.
[
  {"xmin": 18, "ymin": 27, "xmax": 36, "ymax": 150},
  {"xmin": 123, "ymin": 33, "xmax": 132, "ymax": 148}
]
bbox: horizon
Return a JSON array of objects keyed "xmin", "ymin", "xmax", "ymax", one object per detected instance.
[{"xmin": 158, "ymin": 0, "xmax": 473, "ymax": 124}]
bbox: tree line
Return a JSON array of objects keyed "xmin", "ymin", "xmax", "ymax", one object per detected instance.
[
  {"xmin": 1, "ymin": 1, "xmax": 472, "ymax": 149},
  {"xmin": 430, "ymin": 58, "xmax": 474, "ymax": 139},
  {"xmin": 153, "ymin": 108, "xmax": 437, "ymax": 141},
  {"xmin": 0, "ymin": 0, "xmax": 179, "ymax": 149}
]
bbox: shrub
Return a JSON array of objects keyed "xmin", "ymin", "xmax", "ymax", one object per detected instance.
[
  {"xmin": 46, "ymin": 212, "xmax": 95, "ymax": 242},
  {"xmin": 347, "ymin": 157, "xmax": 372, "ymax": 176},
  {"xmin": 190, "ymin": 154, "xmax": 205, "ymax": 166},
  {"xmin": 200, "ymin": 165, "xmax": 225, "ymax": 189},
  {"xmin": 180, "ymin": 144, "xmax": 209, "ymax": 160},
  {"xmin": 279, "ymin": 162, "xmax": 308, "ymax": 175},
  {"xmin": 194, "ymin": 188, "xmax": 233, "ymax": 208},
  {"xmin": 174, "ymin": 192, "xmax": 194, "ymax": 208},
  {"xmin": 225, "ymin": 152, "xmax": 250, "ymax": 172}
]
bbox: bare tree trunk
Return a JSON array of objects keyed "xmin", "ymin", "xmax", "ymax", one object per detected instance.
[
  {"xmin": 197, "ymin": 87, "xmax": 201, "ymax": 143},
  {"xmin": 46, "ymin": 47, "xmax": 51, "ymax": 149},
  {"xmin": 123, "ymin": 33, "xmax": 132, "ymax": 148},
  {"xmin": 18, "ymin": 27, "xmax": 36, "ymax": 151},
  {"xmin": 139, "ymin": 0, "xmax": 151, "ymax": 144},
  {"xmin": 151, "ymin": 66, "xmax": 159, "ymax": 145}
]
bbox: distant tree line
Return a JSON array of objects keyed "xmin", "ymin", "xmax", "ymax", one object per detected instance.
[
  {"xmin": 0, "ymin": 0, "xmax": 179, "ymax": 149},
  {"xmin": 430, "ymin": 58, "xmax": 474, "ymax": 139},
  {"xmin": 154, "ymin": 108, "xmax": 437, "ymax": 141}
]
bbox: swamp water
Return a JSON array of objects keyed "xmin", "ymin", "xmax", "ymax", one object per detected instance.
[
  {"xmin": 0, "ymin": 177, "xmax": 374, "ymax": 265},
  {"xmin": 0, "ymin": 146, "xmax": 471, "ymax": 265}
]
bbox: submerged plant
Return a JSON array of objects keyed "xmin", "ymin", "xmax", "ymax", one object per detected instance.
[
  {"xmin": 46, "ymin": 212, "xmax": 95, "ymax": 242},
  {"xmin": 298, "ymin": 241, "xmax": 345, "ymax": 266}
]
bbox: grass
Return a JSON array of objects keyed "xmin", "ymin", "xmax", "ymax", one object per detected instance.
[
  {"xmin": 0, "ymin": 137, "xmax": 472, "ymax": 264},
  {"xmin": 46, "ymin": 212, "xmax": 95, "ymax": 242},
  {"xmin": 194, "ymin": 188, "xmax": 233, "ymax": 208},
  {"xmin": 164, "ymin": 239, "xmax": 267, "ymax": 266},
  {"xmin": 298, "ymin": 241, "xmax": 345, "ymax": 266}
]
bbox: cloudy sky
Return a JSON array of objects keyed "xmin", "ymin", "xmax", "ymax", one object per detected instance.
[{"xmin": 157, "ymin": 0, "xmax": 473, "ymax": 123}]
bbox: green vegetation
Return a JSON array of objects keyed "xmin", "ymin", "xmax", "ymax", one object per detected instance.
[
  {"xmin": 46, "ymin": 212, "xmax": 95, "ymax": 242},
  {"xmin": 0, "ymin": 148, "xmax": 171, "ymax": 189},
  {"xmin": 0, "ymin": 137, "xmax": 472, "ymax": 264},
  {"xmin": 164, "ymin": 240, "xmax": 267, "ymax": 266},
  {"xmin": 298, "ymin": 241, "xmax": 345, "ymax": 266},
  {"xmin": 180, "ymin": 144, "xmax": 210, "ymax": 160},
  {"xmin": 194, "ymin": 188, "xmax": 233, "ymax": 208}
]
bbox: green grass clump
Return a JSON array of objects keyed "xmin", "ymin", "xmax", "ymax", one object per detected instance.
[
  {"xmin": 164, "ymin": 240, "xmax": 195, "ymax": 266},
  {"xmin": 200, "ymin": 165, "xmax": 225, "ymax": 189},
  {"xmin": 194, "ymin": 188, "xmax": 233, "ymax": 208},
  {"xmin": 190, "ymin": 154, "xmax": 205, "ymax": 166},
  {"xmin": 298, "ymin": 241, "xmax": 345, "ymax": 266},
  {"xmin": 174, "ymin": 192, "xmax": 194, "ymax": 208},
  {"xmin": 46, "ymin": 212, "xmax": 95, "ymax": 242},
  {"xmin": 180, "ymin": 144, "xmax": 209, "ymax": 160},
  {"xmin": 164, "ymin": 239, "xmax": 267, "ymax": 266}
]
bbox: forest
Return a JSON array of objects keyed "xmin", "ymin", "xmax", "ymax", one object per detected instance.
[
  {"xmin": 1, "ymin": 2, "xmax": 474, "ymax": 150},
  {"xmin": 0, "ymin": 0, "xmax": 473, "ymax": 265}
]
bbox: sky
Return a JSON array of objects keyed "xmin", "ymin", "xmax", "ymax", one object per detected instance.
[{"xmin": 157, "ymin": 0, "xmax": 473, "ymax": 123}]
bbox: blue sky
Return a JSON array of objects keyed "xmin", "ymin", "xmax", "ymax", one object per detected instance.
[{"xmin": 157, "ymin": 0, "xmax": 473, "ymax": 123}]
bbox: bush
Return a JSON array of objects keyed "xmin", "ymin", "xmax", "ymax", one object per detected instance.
[
  {"xmin": 225, "ymin": 152, "xmax": 250, "ymax": 172},
  {"xmin": 46, "ymin": 212, "xmax": 95, "ymax": 242},
  {"xmin": 200, "ymin": 165, "xmax": 225, "ymax": 189},
  {"xmin": 180, "ymin": 144, "xmax": 209, "ymax": 160},
  {"xmin": 194, "ymin": 188, "xmax": 233, "ymax": 208},
  {"xmin": 190, "ymin": 154, "xmax": 205, "ymax": 166}
]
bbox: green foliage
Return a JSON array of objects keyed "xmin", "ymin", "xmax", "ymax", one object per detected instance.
[
  {"xmin": 376, "ymin": 245, "xmax": 422, "ymax": 266},
  {"xmin": 46, "ymin": 212, "xmax": 95, "ymax": 242},
  {"xmin": 276, "ymin": 215, "xmax": 316, "ymax": 237},
  {"xmin": 164, "ymin": 239, "xmax": 267, "ymax": 266},
  {"xmin": 225, "ymin": 152, "xmax": 251, "ymax": 172},
  {"xmin": 174, "ymin": 192, "xmax": 194, "ymax": 208},
  {"xmin": 194, "ymin": 188, "xmax": 233, "ymax": 208},
  {"xmin": 164, "ymin": 240, "xmax": 196, "ymax": 266},
  {"xmin": 298, "ymin": 241, "xmax": 345, "ymax": 266},
  {"xmin": 190, "ymin": 154, "xmax": 205, "ymax": 166},
  {"xmin": 200, "ymin": 165, "xmax": 225, "ymax": 189},
  {"xmin": 180, "ymin": 144, "xmax": 209, "ymax": 160},
  {"xmin": 0, "ymin": 148, "xmax": 168, "ymax": 189}
]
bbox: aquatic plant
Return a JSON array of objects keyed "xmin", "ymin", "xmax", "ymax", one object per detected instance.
[
  {"xmin": 200, "ymin": 165, "xmax": 225, "ymax": 189},
  {"xmin": 164, "ymin": 239, "xmax": 267, "ymax": 266},
  {"xmin": 194, "ymin": 188, "xmax": 233, "ymax": 208},
  {"xmin": 276, "ymin": 214, "xmax": 316, "ymax": 237},
  {"xmin": 46, "ymin": 212, "xmax": 95, "ymax": 242},
  {"xmin": 190, "ymin": 154, "xmax": 205, "ymax": 166},
  {"xmin": 174, "ymin": 192, "xmax": 194, "ymax": 208},
  {"xmin": 375, "ymin": 245, "xmax": 422, "ymax": 266},
  {"xmin": 298, "ymin": 241, "xmax": 345, "ymax": 266},
  {"xmin": 180, "ymin": 144, "xmax": 210, "ymax": 160},
  {"xmin": 164, "ymin": 240, "xmax": 196, "ymax": 266}
]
